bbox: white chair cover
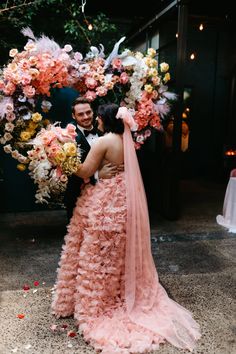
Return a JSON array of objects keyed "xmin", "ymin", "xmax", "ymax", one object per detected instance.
[{"xmin": 216, "ymin": 176, "xmax": 236, "ymax": 233}]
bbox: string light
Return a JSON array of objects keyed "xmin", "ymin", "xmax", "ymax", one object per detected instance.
[
  {"xmin": 190, "ymin": 53, "xmax": 195, "ymax": 60},
  {"xmin": 176, "ymin": 33, "xmax": 178, "ymax": 38},
  {"xmin": 81, "ymin": 0, "xmax": 93, "ymax": 31},
  {"xmin": 199, "ymin": 23, "xmax": 204, "ymax": 31}
]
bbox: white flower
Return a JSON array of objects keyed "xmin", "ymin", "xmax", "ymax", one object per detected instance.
[
  {"xmin": 63, "ymin": 44, "xmax": 73, "ymax": 52},
  {"xmin": 5, "ymin": 122, "xmax": 15, "ymax": 132},
  {"xmin": 4, "ymin": 132, "xmax": 13, "ymax": 141},
  {"xmin": 22, "ymin": 112, "xmax": 31, "ymax": 120},
  {"xmin": 3, "ymin": 144, "xmax": 12, "ymax": 153}
]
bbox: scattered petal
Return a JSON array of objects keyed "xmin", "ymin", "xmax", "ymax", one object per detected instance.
[
  {"xmin": 67, "ymin": 343, "xmax": 73, "ymax": 348},
  {"xmin": 23, "ymin": 294, "xmax": 27, "ymax": 298},
  {"xmin": 67, "ymin": 330, "xmax": 76, "ymax": 338},
  {"xmin": 34, "ymin": 281, "xmax": 39, "ymax": 286},
  {"xmin": 42, "ymin": 282, "xmax": 46, "ymax": 285},
  {"xmin": 17, "ymin": 314, "xmax": 25, "ymax": 319},
  {"xmin": 11, "ymin": 348, "xmax": 18, "ymax": 353},
  {"xmin": 25, "ymin": 344, "xmax": 32, "ymax": 350},
  {"xmin": 61, "ymin": 323, "xmax": 68, "ymax": 329},
  {"xmin": 32, "ymin": 289, "xmax": 38, "ymax": 294},
  {"xmin": 23, "ymin": 284, "xmax": 30, "ymax": 291},
  {"xmin": 50, "ymin": 324, "xmax": 57, "ymax": 331}
]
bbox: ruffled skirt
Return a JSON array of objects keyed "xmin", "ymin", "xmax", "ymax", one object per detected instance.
[{"xmin": 52, "ymin": 173, "xmax": 200, "ymax": 353}]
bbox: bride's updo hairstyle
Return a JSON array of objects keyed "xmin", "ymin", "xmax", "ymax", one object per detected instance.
[{"xmin": 97, "ymin": 103, "xmax": 124, "ymax": 134}]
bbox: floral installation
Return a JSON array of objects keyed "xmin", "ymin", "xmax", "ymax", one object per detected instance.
[
  {"xmin": 0, "ymin": 28, "xmax": 176, "ymax": 202},
  {"xmin": 75, "ymin": 40, "xmax": 176, "ymax": 149},
  {"xmin": 27, "ymin": 123, "xmax": 81, "ymax": 203}
]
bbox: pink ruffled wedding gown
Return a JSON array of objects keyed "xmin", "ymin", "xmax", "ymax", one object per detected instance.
[{"xmin": 52, "ymin": 109, "xmax": 201, "ymax": 354}]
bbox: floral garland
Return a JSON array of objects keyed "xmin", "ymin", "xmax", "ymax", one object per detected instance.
[{"xmin": 0, "ymin": 28, "xmax": 175, "ymax": 203}]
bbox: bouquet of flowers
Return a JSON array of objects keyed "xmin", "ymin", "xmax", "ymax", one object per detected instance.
[{"xmin": 27, "ymin": 123, "xmax": 81, "ymax": 204}]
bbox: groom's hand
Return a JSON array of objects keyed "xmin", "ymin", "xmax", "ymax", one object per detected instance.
[{"xmin": 98, "ymin": 163, "xmax": 124, "ymax": 179}]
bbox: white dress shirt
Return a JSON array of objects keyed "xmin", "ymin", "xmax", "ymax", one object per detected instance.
[
  {"xmin": 77, "ymin": 124, "xmax": 99, "ymax": 146},
  {"xmin": 77, "ymin": 124, "xmax": 99, "ymax": 180}
]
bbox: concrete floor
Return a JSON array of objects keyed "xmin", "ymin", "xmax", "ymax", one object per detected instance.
[{"xmin": 0, "ymin": 179, "xmax": 235, "ymax": 354}]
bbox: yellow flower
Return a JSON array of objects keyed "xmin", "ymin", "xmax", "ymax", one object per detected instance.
[
  {"xmin": 135, "ymin": 51, "xmax": 144, "ymax": 59},
  {"xmin": 147, "ymin": 48, "xmax": 156, "ymax": 57},
  {"xmin": 150, "ymin": 59, "xmax": 158, "ymax": 67},
  {"xmin": 26, "ymin": 128, "xmax": 36, "ymax": 136},
  {"xmin": 144, "ymin": 84, "xmax": 153, "ymax": 94},
  {"xmin": 160, "ymin": 62, "xmax": 169, "ymax": 73},
  {"xmin": 148, "ymin": 68, "xmax": 158, "ymax": 77},
  {"xmin": 8, "ymin": 63, "xmax": 18, "ymax": 72},
  {"xmin": 28, "ymin": 121, "xmax": 38, "ymax": 130},
  {"xmin": 54, "ymin": 151, "xmax": 66, "ymax": 164},
  {"xmin": 20, "ymin": 131, "xmax": 31, "ymax": 141},
  {"xmin": 32, "ymin": 112, "xmax": 42, "ymax": 122},
  {"xmin": 63, "ymin": 142, "xmax": 77, "ymax": 157},
  {"xmin": 144, "ymin": 57, "xmax": 152, "ymax": 67},
  {"xmin": 164, "ymin": 72, "xmax": 171, "ymax": 83},
  {"xmin": 17, "ymin": 163, "xmax": 26, "ymax": 171}
]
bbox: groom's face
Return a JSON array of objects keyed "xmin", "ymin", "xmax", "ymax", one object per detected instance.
[{"xmin": 73, "ymin": 103, "xmax": 93, "ymax": 129}]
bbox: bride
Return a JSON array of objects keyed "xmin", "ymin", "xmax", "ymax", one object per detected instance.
[{"xmin": 52, "ymin": 103, "xmax": 201, "ymax": 353}]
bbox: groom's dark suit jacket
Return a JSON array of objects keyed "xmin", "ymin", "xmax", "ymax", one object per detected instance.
[{"xmin": 64, "ymin": 124, "xmax": 96, "ymax": 220}]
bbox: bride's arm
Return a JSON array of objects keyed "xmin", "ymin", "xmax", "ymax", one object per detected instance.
[{"xmin": 76, "ymin": 138, "xmax": 107, "ymax": 179}]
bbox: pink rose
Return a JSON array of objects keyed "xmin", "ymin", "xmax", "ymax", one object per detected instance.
[
  {"xmin": 6, "ymin": 113, "xmax": 16, "ymax": 122},
  {"xmin": 119, "ymin": 72, "xmax": 129, "ymax": 85},
  {"xmin": 96, "ymin": 86, "xmax": 107, "ymax": 97},
  {"xmin": 23, "ymin": 85, "xmax": 35, "ymax": 98},
  {"xmin": 74, "ymin": 52, "xmax": 83, "ymax": 61},
  {"xmin": 84, "ymin": 90, "xmax": 97, "ymax": 102},
  {"xmin": 85, "ymin": 77, "xmax": 98, "ymax": 90},
  {"xmin": 4, "ymin": 82, "xmax": 16, "ymax": 95},
  {"xmin": 112, "ymin": 58, "xmax": 122, "ymax": 70}
]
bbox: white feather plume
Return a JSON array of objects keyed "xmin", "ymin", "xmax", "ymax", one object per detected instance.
[
  {"xmin": 104, "ymin": 36, "xmax": 126, "ymax": 69},
  {"xmin": 162, "ymin": 91, "xmax": 178, "ymax": 101},
  {"xmin": 21, "ymin": 27, "xmax": 36, "ymax": 41}
]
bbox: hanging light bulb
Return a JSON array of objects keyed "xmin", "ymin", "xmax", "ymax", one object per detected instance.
[
  {"xmin": 88, "ymin": 23, "xmax": 93, "ymax": 31},
  {"xmin": 199, "ymin": 23, "xmax": 204, "ymax": 31},
  {"xmin": 190, "ymin": 53, "xmax": 195, "ymax": 60},
  {"xmin": 176, "ymin": 33, "xmax": 178, "ymax": 38}
]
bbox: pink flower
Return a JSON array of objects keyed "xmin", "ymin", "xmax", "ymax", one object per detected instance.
[
  {"xmin": 23, "ymin": 85, "xmax": 35, "ymax": 98},
  {"xmin": 119, "ymin": 72, "xmax": 129, "ymax": 85},
  {"xmin": 112, "ymin": 58, "xmax": 122, "ymax": 70},
  {"xmin": 144, "ymin": 129, "xmax": 152, "ymax": 137},
  {"xmin": 85, "ymin": 77, "xmax": 98, "ymax": 90},
  {"xmin": 66, "ymin": 124, "xmax": 77, "ymax": 139},
  {"xmin": 3, "ymin": 82, "xmax": 16, "ymax": 95},
  {"xmin": 84, "ymin": 90, "xmax": 97, "ymax": 102},
  {"xmin": 6, "ymin": 113, "xmax": 16, "ymax": 122},
  {"xmin": 74, "ymin": 52, "xmax": 83, "ymax": 61},
  {"xmin": 96, "ymin": 86, "xmax": 108, "ymax": 97}
]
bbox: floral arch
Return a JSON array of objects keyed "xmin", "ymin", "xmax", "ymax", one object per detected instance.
[{"xmin": 0, "ymin": 28, "xmax": 176, "ymax": 203}]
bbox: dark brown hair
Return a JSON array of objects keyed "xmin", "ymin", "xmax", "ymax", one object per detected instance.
[
  {"xmin": 97, "ymin": 103, "xmax": 124, "ymax": 134},
  {"xmin": 71, "ymin": 97, "xmax": 91, "ymax": 114}
]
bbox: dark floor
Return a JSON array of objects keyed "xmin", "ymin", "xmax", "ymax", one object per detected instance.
[{"xmin": 0, "ymin": 179, "xmax": 235, "ymax": 354}]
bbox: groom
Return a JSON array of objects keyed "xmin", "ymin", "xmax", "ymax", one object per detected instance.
[{"xmin": 64, "ymin": 97, "xmax": 117, "ymax": 221}]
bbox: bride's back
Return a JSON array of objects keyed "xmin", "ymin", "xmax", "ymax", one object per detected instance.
[{"xmin": 101, "ymin": 133, "xmax": 124, "ymax": 166}]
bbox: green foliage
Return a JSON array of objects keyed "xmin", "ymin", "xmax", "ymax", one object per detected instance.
[{"xmin": 0, "ymin": 0, "xmax": 122, "ymax": 64}]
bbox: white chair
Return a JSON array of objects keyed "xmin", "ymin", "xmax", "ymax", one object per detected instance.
[{"xmin": 216, "ymin": 169, "xmax": 236, "ymax": 233}]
